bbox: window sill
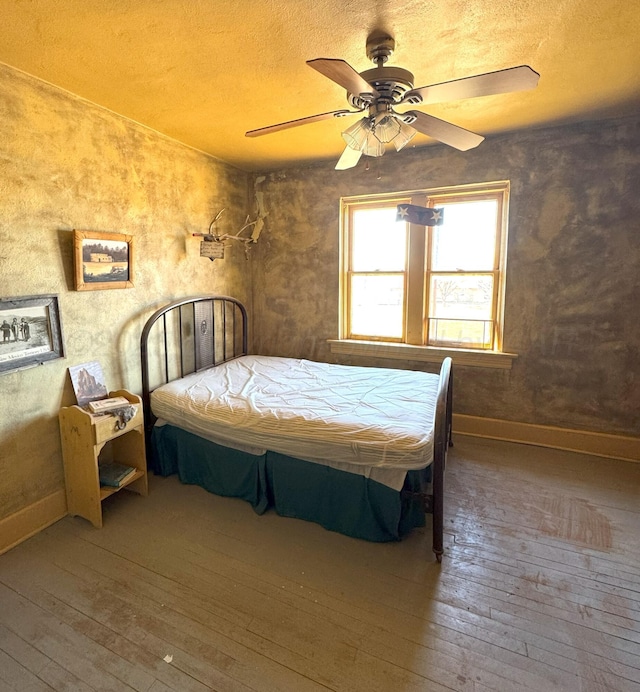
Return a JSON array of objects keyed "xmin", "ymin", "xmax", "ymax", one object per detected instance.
[{"xmin": 327, "ymin": 339, "xmax": 517, "ymax": 370}]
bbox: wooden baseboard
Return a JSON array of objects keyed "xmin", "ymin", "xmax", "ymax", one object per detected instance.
[
  {"xmin": 0, "ymin": 490, "xmax": 67, "ymax": 555},
  {"xmin": 453, "ymin": 414, "xmax": 640, "ymax": 463}
]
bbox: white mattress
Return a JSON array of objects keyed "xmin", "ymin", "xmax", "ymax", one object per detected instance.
[{"xmin": 150, "ymin": 355, "xmax": 439, "ymax": 490}]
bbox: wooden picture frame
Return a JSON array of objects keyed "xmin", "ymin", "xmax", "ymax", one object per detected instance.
[
  {"xmin": 0, "ymin": 294, "xmax": 65, "ymax": 374},
  {"xmin": 73, "ymin": 229, "xmax": 134, "ymax": 291}
]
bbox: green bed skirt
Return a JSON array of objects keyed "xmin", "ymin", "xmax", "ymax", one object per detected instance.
[{"xmin": 150, "ymin": 424, "xmax": 428, "ymax": 542}]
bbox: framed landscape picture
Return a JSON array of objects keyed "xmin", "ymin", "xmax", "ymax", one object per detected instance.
[
  {"xmin": 0, "ymin": 294, "xmax": 65, "ymax": 374},
  {"xmin": 73, "ymin": 229, "xmax": 134, "ymax": 291}
]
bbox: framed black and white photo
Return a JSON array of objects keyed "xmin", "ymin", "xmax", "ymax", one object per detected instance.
[
  {"xmin": 73, "ymin": 229, "xmax": 134, "ymax": 291},
  {"xmin": 0, "ymin": 294, "xmax": 65, "ymax": 374}
]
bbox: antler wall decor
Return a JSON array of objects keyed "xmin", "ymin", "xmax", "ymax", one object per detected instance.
[{"xmin": 194, "ymin": 176, "xmax": 267, "ymax": 261}]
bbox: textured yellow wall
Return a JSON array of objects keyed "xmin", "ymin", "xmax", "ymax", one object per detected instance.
[
  {"xmin": 251, "ymin": 116, "xmax": 640, "ymax": 438},
  {"xmin": 0, "ymin": 64, "xmax": 252, "ymax": 520}
]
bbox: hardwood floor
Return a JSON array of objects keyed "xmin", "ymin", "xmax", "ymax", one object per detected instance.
[{"xmin": 1, "ymin": 436, "xmax": 639, "ymax": 691}]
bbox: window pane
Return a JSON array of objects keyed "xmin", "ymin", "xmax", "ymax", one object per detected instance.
[
  {"xmin": 350, "ymin": 274, "xmax": 404, "ymax": 338},
  {"xmin": 352, "ymin": 207, "xmax": 406, "ymax": 271},
  {"xmin": 429, "ymin": 318, "xmax": 494, "ymax": 349},
  {"xmin": 429, "ymin": 274, "xmax": 494, "ymax": 320},
  {"xmin": 432, "ymin": 200, "xmax": 498, "ymax": 271}
]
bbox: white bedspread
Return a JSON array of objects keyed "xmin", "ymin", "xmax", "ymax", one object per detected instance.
[{"xmin": 150, "ymin": 355, "xmax": 439, "ymax": 490}]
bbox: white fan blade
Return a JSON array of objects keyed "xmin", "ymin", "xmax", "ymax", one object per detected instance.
[
  {"xmin": 335, "ymin": 146, "xmax": 362, "ymax": 170},
  {"xmin": 246, "ymin": 110, "xmax": 354, "ymax": 137},
  {"xmin": 307, "ymin": 59, "xmax": 380, "ymax": 98},
  {"xmin": 402, "ymin": 65, "xmax": 540, "ymax": 105},
  {"xmin": 403, "ymin": 111, "xmax": 484, "ymax": 151}
]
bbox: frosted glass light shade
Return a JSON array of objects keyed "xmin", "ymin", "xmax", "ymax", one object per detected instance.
[
  {"xmin": 342, "ymin": 117, "xmax": 371, "ymax": 151},
  {"xmin": 373, "ymin": 115, "xmax": 401, "ymax": 143},
  {"xmin": 393, "ymin": 121, "xmax": 417, "ymax": 151},
  {"xmin": 342, "ymin": 113, "xmax": 414, "ymax": 157},
  {"xmin": 361, "ymin": 135, "xmax": 385, "ymax": 157},
  {"xmin": 341, "ymin": 117, "xmax": 385, "ymax": 157}
]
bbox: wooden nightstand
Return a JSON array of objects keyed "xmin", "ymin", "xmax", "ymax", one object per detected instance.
[{"xmin": 59, "ymin": 389, "xmax": 148, "ymax": 528}]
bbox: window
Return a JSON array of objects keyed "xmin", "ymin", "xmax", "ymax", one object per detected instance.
[{"xmin": 339, "ymin": 182, "xmax": 509, "ymax": 353}]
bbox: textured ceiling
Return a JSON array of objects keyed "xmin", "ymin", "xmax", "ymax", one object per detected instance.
[{"xmin": 1, "ymin": 0, "xmax": 639, "ymax": 171}]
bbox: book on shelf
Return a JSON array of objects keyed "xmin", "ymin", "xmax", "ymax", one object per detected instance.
[
  {"xmin": 99, "ymin": 462, "xmax": 138, "ymax": 487},
  {"xmin": 88, "ymin": 396, "xmax": 130, "ymax": 414}
]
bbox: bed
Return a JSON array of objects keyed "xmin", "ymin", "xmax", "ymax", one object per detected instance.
[{"xmin": 140, "ymin": 295, "xmax": 452, "ymax": 561}]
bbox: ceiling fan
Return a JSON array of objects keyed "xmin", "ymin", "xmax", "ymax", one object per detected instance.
[{"xmin": 245, "ymin": 32, "xmax": 540, "ymax": 170}]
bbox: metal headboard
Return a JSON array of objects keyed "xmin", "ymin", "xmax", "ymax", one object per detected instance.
[{"xmin": 140, "ymin": 295, "xmax": 248, "ymax": 437}]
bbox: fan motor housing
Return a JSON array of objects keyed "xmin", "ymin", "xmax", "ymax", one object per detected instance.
[{"xmin": 348, "ymin": 66, "xmax": 415, "ymax": 108}]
